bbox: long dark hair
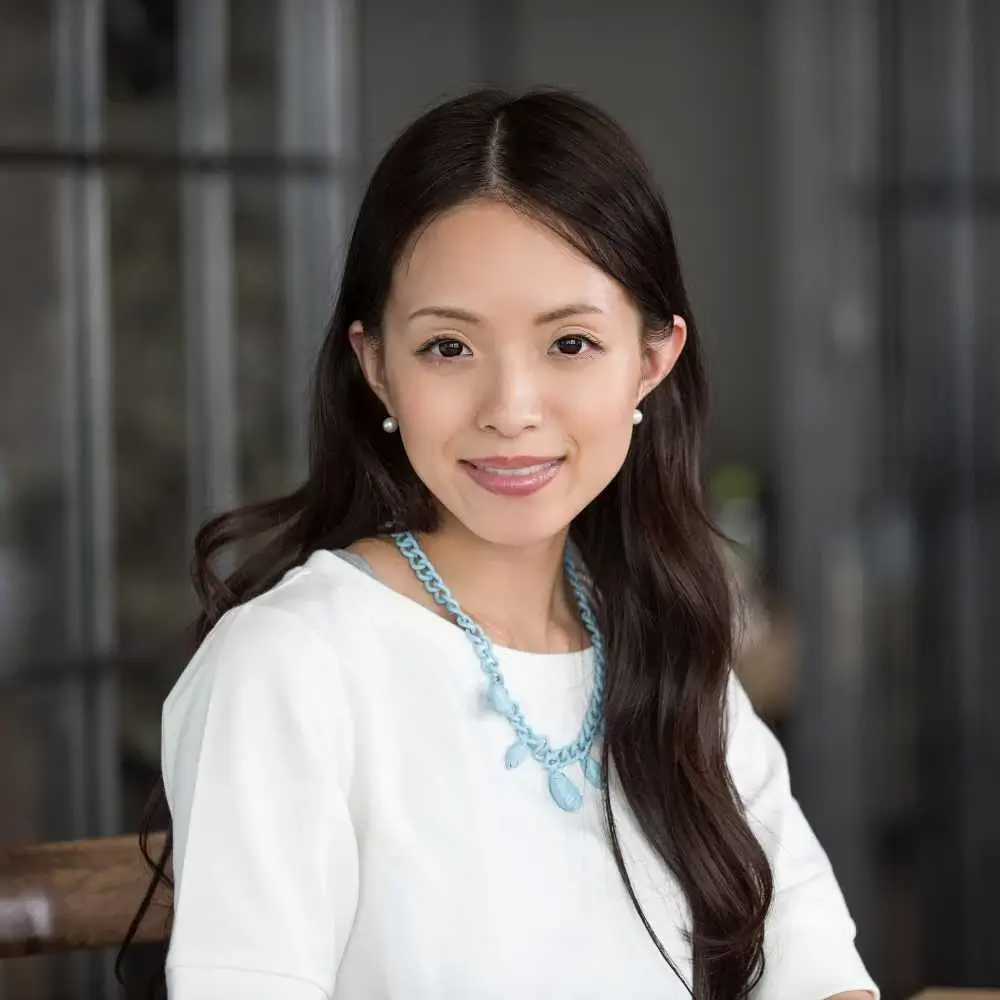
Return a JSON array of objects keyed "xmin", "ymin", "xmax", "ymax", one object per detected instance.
[{"xmin": 119, "ymin": 88, "xmax": 772, "ymax": 1000}]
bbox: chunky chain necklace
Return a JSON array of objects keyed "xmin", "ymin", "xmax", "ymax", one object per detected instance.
[{"xmin": 393, "ymin": 531, "xmax": 606, "ymax": 812}]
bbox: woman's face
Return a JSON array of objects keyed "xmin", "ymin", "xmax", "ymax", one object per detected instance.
[{"xmin": 351, "ymin": 199, "xmax": 686, "ymax": 548}]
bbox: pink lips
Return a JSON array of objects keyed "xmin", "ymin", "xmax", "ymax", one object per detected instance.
[{"xmin": 460, "ymin": 455, "xmax": 565, "ymax": 497}]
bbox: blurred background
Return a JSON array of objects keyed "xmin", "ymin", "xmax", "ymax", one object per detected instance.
[{"xmin": 0, "ymin": 0, "xmax": 997, "ymax": 998}]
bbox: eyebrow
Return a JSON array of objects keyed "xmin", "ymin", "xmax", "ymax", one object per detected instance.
[{"xmin": 406, "ymin": 302, "xmax": 605, "ymax": 325}]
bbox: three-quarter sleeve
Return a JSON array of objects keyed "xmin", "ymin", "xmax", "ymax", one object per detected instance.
[
  {"xmin": 726, "ymin": 676, "xmax": 879, "ymax": 1000},
  {"xmin": 161, "ymin": 605, "xmax": 359, "ymax": 1000}
]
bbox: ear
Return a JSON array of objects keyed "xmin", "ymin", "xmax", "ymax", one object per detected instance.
[
  {"xmin": 637, "ymin": 316, "xmax": 687, "ymax": 404},
  {"xmin": 348, "ymin": 321, "xmax": 394, "ymax": 413}
]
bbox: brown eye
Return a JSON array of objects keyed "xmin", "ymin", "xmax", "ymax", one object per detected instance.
[
  {"xmin": 436, "ymin": 339, "xmax": 466, "ymax": 358},
  {"xmin": 419, "ymin": 337, "xmax": 470, "ymax": 359},
  {"xmin": 554, "ymin": 334, "xmax": 600, "ymax": 356}
]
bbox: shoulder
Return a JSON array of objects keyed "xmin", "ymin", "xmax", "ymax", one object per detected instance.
[
  {"xmin": 161, "ymin": 551, "xmax": 375, "ymax": 795},
  {"xmin": 254, "ymin": 547, "xmax": 383, "ymax": 641},
  {"xmin": 162, "ymin": 550, "xmax": 375, "ymax": 729}
]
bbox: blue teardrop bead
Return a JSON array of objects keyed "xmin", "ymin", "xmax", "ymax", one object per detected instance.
[
  {"xmin": 583, "ymin": 755, "xmax": 604, "ymax": 789},
  {"xmin": 486, "ymin": 682, "xmax": 513, "ymax": 717},
  {"xmin": 504, "ymin": 741, "xmax": 529, "ymax": 769},
  {"xmin": 548, "ymin": 770, "xmax": 583, "ymax": 812}
]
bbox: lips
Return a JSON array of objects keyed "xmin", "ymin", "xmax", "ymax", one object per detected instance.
[
  {"xmin": 459, "ymin": 456, "xmax": 565, "ymax": 497},
  {"xmin": 464, "ymin": 458, "xmax": 562, "ymax": 477}
]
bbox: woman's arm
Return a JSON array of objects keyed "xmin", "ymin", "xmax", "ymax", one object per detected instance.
[
  {"xmin": 163, "ymin": 604, "xmax": 359, "ymax": 999},
  {"xmin": 726, "ymin": 676, "xmax": 881, "ymax": 1000}
]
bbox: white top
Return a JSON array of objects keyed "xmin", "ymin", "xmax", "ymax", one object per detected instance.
[{"xmin": 162, "ymin": 549, "xmax": 879, "ymax": 1000}]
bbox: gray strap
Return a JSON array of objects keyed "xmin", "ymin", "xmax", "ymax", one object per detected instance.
[{"xmin": 332, "ymin": 548, "xmax": 378, "ymax": 580}]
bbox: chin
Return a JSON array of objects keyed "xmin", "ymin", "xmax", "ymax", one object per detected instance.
[
  {"xmin": 467, "ymin": 496, "xmax": 602, "ymax": 551},
  {"xmin": 471, "ymin": 520, "xmax": 568, "ymax": 550},
  {"xmin": 444, "ymin": 499, "xmax": 576, "ymax": 551}
]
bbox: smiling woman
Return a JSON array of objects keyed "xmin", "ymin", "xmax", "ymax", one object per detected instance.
[{"xmin": 121, "ymin": 89, "xmax": 879, "ymax": 1000}]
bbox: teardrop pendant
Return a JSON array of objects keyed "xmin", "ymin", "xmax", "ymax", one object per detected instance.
[
  {"xmin": 504, "ymin": 741, "xmax": 529, "ymax": 769},
  {"xmin": 548, "ymin": 770, "xmax": 583, "ymax": 812},
  {"xmin": 582, "ymin": 755, "xmax": 604, "ymax": 789}
]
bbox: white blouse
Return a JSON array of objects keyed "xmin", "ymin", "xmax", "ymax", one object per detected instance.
[{"xmin": 162, "ymin": 549, "xmax": 879, "ymax": 999}]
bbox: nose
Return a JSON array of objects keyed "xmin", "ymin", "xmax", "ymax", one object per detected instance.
[{"xmin": 475, "ymin": 356, "xmax": 543, "ymax": 437}]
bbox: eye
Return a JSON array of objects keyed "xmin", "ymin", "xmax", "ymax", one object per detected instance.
[
  {"xmin": 418, "ymin": 337, "xmax": 471, "ymax": 360},
  {"xmin": 552, "ymin": 333, "xmax": 601, "ymax": 357}
]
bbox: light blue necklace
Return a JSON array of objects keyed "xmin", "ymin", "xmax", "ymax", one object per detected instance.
[{"xmin": 393, "ymin": 531, "xmax": 606, "ymax": 812}]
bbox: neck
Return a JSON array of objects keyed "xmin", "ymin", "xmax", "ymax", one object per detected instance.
[{"xmin": 416, "ymin": 518, "xmax": 585, "ymax": 654}]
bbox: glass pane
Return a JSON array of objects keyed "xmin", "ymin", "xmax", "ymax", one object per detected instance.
[
  {"xmin": 236, "ymin": 174, "xmax": 293, "ymax": 503},
  {"xmin": 0, "ymin": 167, "xmax": 73, "ymax": 828},
  {"xmin": 0, "ymin": 1, "xmax": 52, "ymax": 148},
  {"xmin": 107, "ymin": 168, "xmax": 192, "ymax": 801}
]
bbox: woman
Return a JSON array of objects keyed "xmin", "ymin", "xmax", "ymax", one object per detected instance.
[{"xmin": 127, "ymin": 89, "xmax": 878, "ymax": 999}]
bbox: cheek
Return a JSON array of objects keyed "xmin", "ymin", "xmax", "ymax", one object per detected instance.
[
  {"xmin": 567, "ymin": 355, "xmax": 640, "ymax": 429},
  {"xmin": 571, "ymin": 397, "xmax": 634, "ymax": 448},
  {"xmin": 388, "ymin": 365, "xmax": 467, "ymax": 460},
  {"xmin": 562, "ymin": 373, "xmax": 638, "ymax": 468}
]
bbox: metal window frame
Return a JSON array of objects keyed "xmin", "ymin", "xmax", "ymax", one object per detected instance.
[
  {"xmin": 179, "ymin": 0, "xmax": 238, "ymax": 539},
  {"xmin": 278, "ymin": 0, "xmax": 358, "ymax": 478},
  {"xmin": 53, "ymin": 4, "xmax": 117, "ymax": 997}
]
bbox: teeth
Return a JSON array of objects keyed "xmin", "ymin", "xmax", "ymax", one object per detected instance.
[{"xmin": 476, "ymin": 461, "xmax": 556, "ymax": 477}]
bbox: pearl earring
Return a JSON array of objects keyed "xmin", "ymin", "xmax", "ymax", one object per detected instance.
[
  {"xmin": 382, "ymin": 416, "xmax": 398, "ymax": 433},
  {"xmin": 632, "ymin": 408, "xmax": 643, "ymax": 426}
]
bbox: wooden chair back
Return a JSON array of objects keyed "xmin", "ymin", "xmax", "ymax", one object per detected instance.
[{"xmin": 0, "ymin": 832, "xmax": 170, "ymax": 958}]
